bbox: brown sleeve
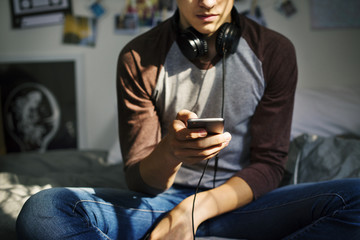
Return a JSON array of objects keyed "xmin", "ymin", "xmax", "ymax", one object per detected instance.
[
  {"xmin": 117, "ymin": 46, "xmax": 160, "ymax": 167},
  {"xmin": 116, "ymin": 19, "xmax": 176, "ymax": 191},
  {"xmin": 235, "ymin": 18, "xmax": 298, "ymax": 199}
]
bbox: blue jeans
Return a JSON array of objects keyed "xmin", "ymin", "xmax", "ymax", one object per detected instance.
[{"xmin": 17, "ymin": 178, "xmax": 360, "ymax": 240}]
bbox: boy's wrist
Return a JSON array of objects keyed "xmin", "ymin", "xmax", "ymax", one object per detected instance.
[{"xmin": 183, "ymin": 192, "xmax": 214, "ymax": 230}]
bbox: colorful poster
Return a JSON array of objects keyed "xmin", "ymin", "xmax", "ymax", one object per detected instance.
[
  {"xmin": 62, "ymin": 15, "xmax": 97, "ymax": 47},
  {"xmin": 115, "ymin": 0, "xmax": 176, "ymax": 35}
]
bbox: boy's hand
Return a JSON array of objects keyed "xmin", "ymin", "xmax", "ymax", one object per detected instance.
[
  {"xmin": 148, "ymin": 196, "xmax": 195, "ymax": 240},
  {"xmin": 166, "ymin": 109, "xmax": 231, "ymax": 165}
]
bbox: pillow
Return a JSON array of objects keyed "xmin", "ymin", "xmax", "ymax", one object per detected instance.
[
  {"xmin": 107, "ymin": 136, "xmax": 122, "ymax": 165},
  {"xmin": 291, "ymin": 85, "xmax": 360, "ymax": 139},
  {"xmin": 106, "ymin": 109, "xmax": 123, "ymax": 165}
]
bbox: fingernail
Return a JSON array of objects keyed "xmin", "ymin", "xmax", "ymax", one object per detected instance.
[
  {"xmin": 198, "ymin": 130, "xmax": 207, "ymax": 137},
  {"xmin": 224, "ymin": 132, "xmax": 232, "ymax": 141}
]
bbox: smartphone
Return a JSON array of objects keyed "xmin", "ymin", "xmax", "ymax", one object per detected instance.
[{"xmin": 187, "ymin": 118, "xmax": 224, "ymax": 134}]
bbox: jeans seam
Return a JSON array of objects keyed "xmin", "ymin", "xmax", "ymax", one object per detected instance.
[
  {"xmin": 237, "ymin": 193, "xmax": 348, "ymax": 214},
  {"xmin": 72, "ymin": 200, "xmax": 167, "ymax": 240},
  {"xmin": 286, "ymin": 216, "xmax": 325, "ymax": 240},
  {"xmin": 72, "ymin": 200, "xmax": 167, "ymax": 213},
  {"xmin": 94, "ymin": 225, "xmax": 113, "ymax": 240},
  {"xmin": 71, "ymin": 201, "xmax": 114, "ymax": 240},
  {"xmin": 284, "ymin": 193, "xmax": 348, "ymax": 240}
]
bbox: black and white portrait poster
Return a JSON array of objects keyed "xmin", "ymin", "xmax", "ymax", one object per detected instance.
[{"xmin": 0, "ymin": 57, "xmax": 80, "ymax": 153}]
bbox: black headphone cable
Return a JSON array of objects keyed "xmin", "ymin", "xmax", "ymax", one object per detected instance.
[
  {"xmin": 191, "ymin": 52, "xmax": 227, "ymax": 240},
  {"xmin": 213, "ymin": 51, "xmax": 227, "ymax": 188}
]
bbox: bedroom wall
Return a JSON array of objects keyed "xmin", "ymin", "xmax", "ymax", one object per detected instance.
[{"xmin": 0, "ymin": 0, "xmax": 359, "ymax": 151}]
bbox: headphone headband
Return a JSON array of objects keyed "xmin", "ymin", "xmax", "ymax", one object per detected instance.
[{"xmin": 172, "ymin": 7, "xmax": 242, "ymax": 60}]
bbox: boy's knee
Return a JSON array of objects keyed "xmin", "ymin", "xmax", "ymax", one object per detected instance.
[{"xmin": 16, "ymin": 188, "xmax": 74, "ymax": 239}]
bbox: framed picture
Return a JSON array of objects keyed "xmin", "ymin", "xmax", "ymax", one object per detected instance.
[
  {"xmin": 9, "ymin": 0, "xmax": 72, "ymax": 29},
  {"xmin": 0, "ymin": 55, "xmax": 86, "ymax": 153}
]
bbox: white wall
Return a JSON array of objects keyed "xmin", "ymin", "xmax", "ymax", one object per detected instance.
[
  {"xmin": 0, "ymin": 0, "xmax": 132, "ymax": 150},
  {"xmin": 255, "ymin": 0, "xmax": 360, "ymax": 89},
  {"xmin": 1, "ymin": 0, "xmax": 359, "ymax": 150}
]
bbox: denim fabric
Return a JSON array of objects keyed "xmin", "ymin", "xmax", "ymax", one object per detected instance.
[{"xmin": 16, "ymin": 179, "xmax": 360, "ymax": 240}]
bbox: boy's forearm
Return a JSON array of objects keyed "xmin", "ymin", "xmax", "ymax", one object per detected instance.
[
  {"xmin": 191, "ymin": 176, "xmax": 254, "ymax": 228},
  {"xmin": 126, "ymin": 136, "xmax": 182, "ymax": 194}
]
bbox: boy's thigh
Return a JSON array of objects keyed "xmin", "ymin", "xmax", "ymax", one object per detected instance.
[{"xmin": 199, "ymin": 179, "xmax": 359, "ymax": 240}]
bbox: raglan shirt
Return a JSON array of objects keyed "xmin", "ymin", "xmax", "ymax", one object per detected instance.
[{"xmin": 116, "ymin": 13, "xmax": 297, "ymax": 199}]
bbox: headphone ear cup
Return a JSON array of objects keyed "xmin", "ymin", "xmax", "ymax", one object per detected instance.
[
  {"xmin": 216, "ymin": 23, "xmax": 241, "ymax": 56},
  {"xmin": 177, "ymin": 27, "xmax": 208, "ymax": 61}
]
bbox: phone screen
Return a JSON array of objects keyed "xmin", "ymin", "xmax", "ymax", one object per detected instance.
[{"xmin": 187, "ymin": 118, "xmax": 224, "ymax": 134}]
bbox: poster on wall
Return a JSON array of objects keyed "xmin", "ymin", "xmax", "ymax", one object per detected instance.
[
  {"xmin": 310, "ymin": 0, "xmax": 360, "ymax": 29},
  {"xmin": 0, "ymin": 56, "xmax": 85, "ymax": 153},
  {"xmin": 115, "ymin": 0, "xmax": 176, "ymax": 35},
  {"xmin": 9, "ymin": 0, "xmax": 72, "ymax": 29},
  {"xmin": 114, "ymin": 12, "xmax": 139, "ymax": 35},
  {"xmin": 62, "ymin": 15, "xmax": 97, "ymax": 47}
]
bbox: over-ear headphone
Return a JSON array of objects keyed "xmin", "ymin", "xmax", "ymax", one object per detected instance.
[{"xmin": 173, "ymin": 7, "xmax": 242, "ymax": 61}]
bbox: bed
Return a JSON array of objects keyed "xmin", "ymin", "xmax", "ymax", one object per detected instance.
[
  {"xmin": 0, "ymin": 85, "xmax": 359, "ymax": 239},
  {"xmin": 0, "ymin": 150, "xmax": 127, "ymax": 239}
]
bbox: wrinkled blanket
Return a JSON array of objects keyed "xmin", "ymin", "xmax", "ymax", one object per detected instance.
[
  {"xmin": 284, "ymin": 134, "xmax": 360, "ymax": 185},
  {"xmin": 0, "ymin": 150, "xmax": 126, "ymax": 239}
]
